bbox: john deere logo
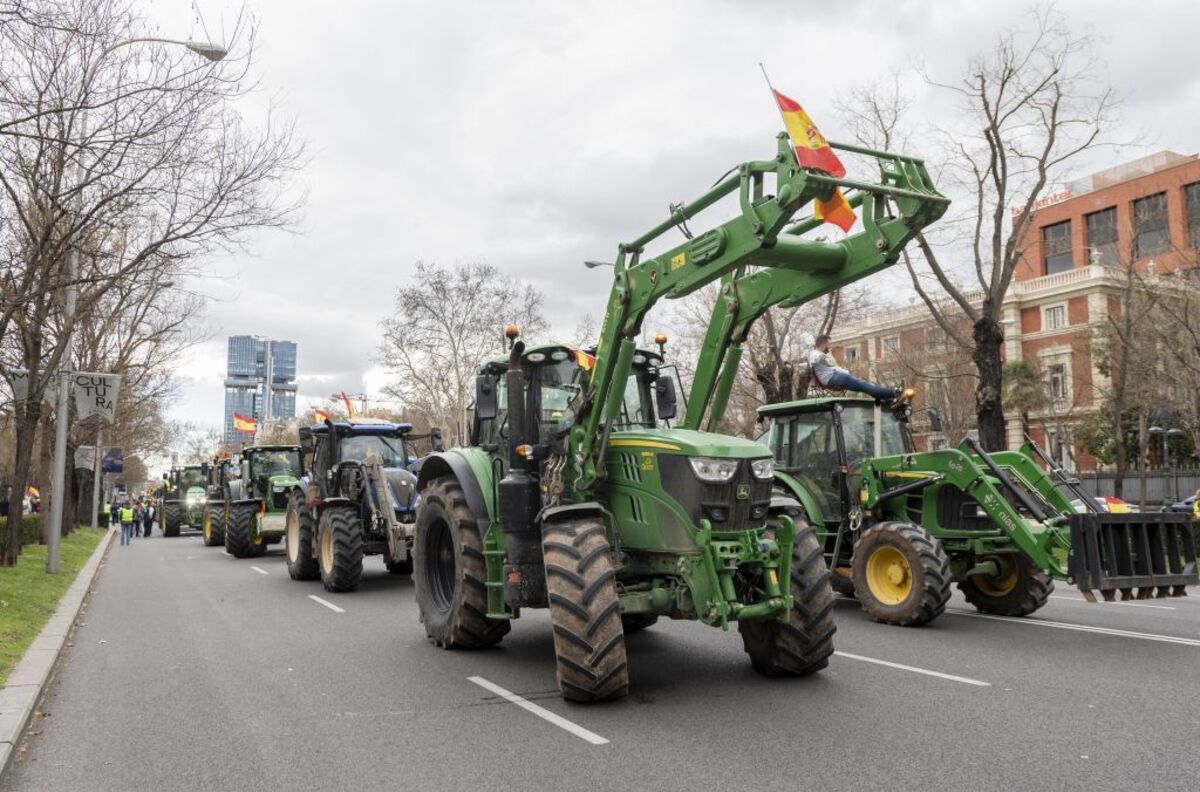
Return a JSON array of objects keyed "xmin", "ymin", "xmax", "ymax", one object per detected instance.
[{"xmin": 736, "ymin": 485, "xmax": 750, "ymax": 500}]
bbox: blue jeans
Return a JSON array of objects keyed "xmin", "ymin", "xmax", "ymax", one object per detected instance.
[
  {"xmin": 120, "ymin": 521, "xmax": 134, "ymax": 545},
  {"xmin": 826, "ymin": 371, "xmax": 898, "ymax": 401}
]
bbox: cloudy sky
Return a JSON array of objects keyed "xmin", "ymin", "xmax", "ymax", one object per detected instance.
[{"xmin": 145, "ymin": 0, "xmax": 1200, "ymax": 432}]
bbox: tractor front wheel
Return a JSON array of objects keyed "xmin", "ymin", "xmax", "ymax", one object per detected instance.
[
  {"xmin": 740, "ymin": 509, "xmax": 836, "ymax": 676},
  {"xmin": 225, "ymin": 503, "xmax": 265, "ymax": 559},
  {"xmin": 285, "ymin": 490, "xmax": 319, "ymax": 581},
  {"xmin": 413, "ymin": 477, "xmax": 509, "ymax": 648},
  {"xmin": 201, "ymin": 504, "xmax": 224, "ymax": 547},
  {"xmin": 851, "ymin": 522, "xmax": 950, "ymax": 627},
  {"xmin": 161, "ymin": 502, "xmax": 182, "ymax": 537},
  {"xmin": 318, "ymin": 505, "xmax": 363, "ymax": 592},
  {"xmin": 958, "ymin": 554, "xmax": 1053, "ymax": 616},
  {"xmin": 543, "ymin": 516, "xmax": 629, "ymax": 702}
]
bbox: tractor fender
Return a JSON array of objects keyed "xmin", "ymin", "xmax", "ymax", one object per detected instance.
[
  {"xmin": 541, "ymin": 501, "xmax": 609, "ymax": 525},
  {"xmin": 416, "ymin": 452, "xmax": 492, "ymax": 523},
  {"xmin": 229, "ymin": 498, "xmax": 260, "ymax": 509},
  {"xmin": 772, "ymin": 471, "xmax": 825, "ymax": 526}
]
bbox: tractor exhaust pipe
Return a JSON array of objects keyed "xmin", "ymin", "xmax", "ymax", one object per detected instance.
[{"xmin": 498, "ymin": 339, "xmax": 547, "ymax": 607}]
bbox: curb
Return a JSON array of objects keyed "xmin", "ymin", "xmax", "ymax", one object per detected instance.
[{"xmin": 0, "ymin": 527, "xmax": 116, "ymax": 778}]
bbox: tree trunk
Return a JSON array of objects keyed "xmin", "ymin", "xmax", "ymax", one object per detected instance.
[
  {"xmin": 2, "ymin": 401, "xmax": 41, "ymax": 565},
  {"xmin": 1137, "ymin": 412, "xmax": 1148, "ymax": 511},
  {"xmin": 972, "ymin": 317, "xmax": 1007, "ymax": 450},
  {"xmin": 36, "ymin": 419, "xmax": 53, "ymax": 545}
]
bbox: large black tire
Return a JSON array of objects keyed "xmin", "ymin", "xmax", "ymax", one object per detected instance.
[
  {"xmin": 850, "ymin": 521, "xmax": 951, "ymax": 627},
  {"xmin": 958, "ymin": 554, "xmax": 1053, "ymax": 616},
  {"xmin": 162, "ymin": 502, "xmax": 182, "ymax": 537},
  {"xmin": 318, "ymin": 505, "xmax": 363, "ymax": 593},
  {"xmin": 413, "ymin": 477, "xmax": 510, "ymax": 648},
  {"xmin": 201, "ymin": 504, "xmax": 225, "ymax": 547},
  {"xmin": 739, "ymin": 509, "xmax": 836, "ymax": 676},
  {"xmin": 620, "ymin": 614, "xmax": 658, "ymax": 634},
  {"xmin": 543, "ymin": 517, "xmax": 629, "ymax": 702},
  {"xmin": 285, "ymin": 490, "xmax": 319, "ymax": 581},
  {"xmin": 225, "ymin": 503, "xmax": 265, "ymax": 559}
]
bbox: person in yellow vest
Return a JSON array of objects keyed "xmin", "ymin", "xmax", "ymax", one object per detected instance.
[
  {"xmin": 102, "ymin": 501, "xmax": 112, "ymax": 529},
  {"xmin": 1192, "ymin": 488, "xmax": 1200, "ymax": 522},
  {"xmin": 119, "ymin": 502, "xmax": 136, "ymax": 546}
]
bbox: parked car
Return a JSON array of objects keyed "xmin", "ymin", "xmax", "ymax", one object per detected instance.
[
  {"xmin": 1162, "ymin": 495, "xmax": 1197, "ymax": 514},
  {"xmin": 1069, "ymin": 495, "xmax": 1140, "ymax": 514}
]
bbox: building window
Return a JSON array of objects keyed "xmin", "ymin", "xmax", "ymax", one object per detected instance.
[
  {"xmin": 1186, "ymin": 183, "xmax": 1200, "ymax": 249},
  {"xmin": 1043, "ymin": 304, "xmax": 1066, "ymax": 330},
  {"xmin": 844, "ymin": 346, "xmax": 859, "ymax": 363},
  {"xmin": 1041, "ymin": 220, "xmax": 1073, "ymax": 275},
  {"xmin": 1133, "ymin": 192, "xmax": 1169, "ymax": 258},
  {"xmin": 1085, "ymin": 207, "xmax": 1119, "ymax": 266},
  {"xmin": 881, "ymin": 336, "xmax": 899, "ymax": 357},
  {"xmin": 1046, "ymin": 363, "xmax": 1068, "ymax": 404}
]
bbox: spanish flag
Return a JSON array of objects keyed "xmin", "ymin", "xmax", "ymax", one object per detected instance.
[
  {"xmin": 813, "ymin": 187, "xmax": 856, "ymax": 233},
  {"xmin": 313, "ymin": 408, "xmax": 331, "ymax": 422},
  {"xmin": 233, "ymin": 413, "xmax": 256, "ymax": 434},
  {"xmin": 772, "ymin": 89, "xmax": 845, "ymax": 177},
  {"xmin": 574, "ymin": 349, "xmax": 595, "ymax": 371}
]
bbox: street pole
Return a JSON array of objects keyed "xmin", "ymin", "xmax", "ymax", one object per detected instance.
[
  {"xmin": 44, "ymin": 36, "xmax": 227, "ymax": 573},
  {"xmin": 90, "ymin": 428, "xmax": 103, "ymax": 531}
]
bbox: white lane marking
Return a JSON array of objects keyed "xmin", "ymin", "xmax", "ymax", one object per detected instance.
[
  {"xmin": 946, "ymin": 609, "xmax": 1200, "ymax": 646},
  {"xmin": 308, "ymin": 594, "xmax": 345, "ymax": 613},
  {"xmin": 467, "ymin": 676, "xmax": 609, "ymax": 745},
  {"xmin": 250, "ymin": 566, "xmax": 269, "ymax": 576},
  {"xmin": 834, "ymin": 651, "xmax": 990, "ymax": 687},
  {"xmin": 1048, "ymin": 594, "xmax": 1175, "ymax": 611}
]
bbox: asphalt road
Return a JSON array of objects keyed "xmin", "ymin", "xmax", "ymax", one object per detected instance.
[{"xmin": 5, "ymin": 525, "xmax": 1200, "ymax": 792}]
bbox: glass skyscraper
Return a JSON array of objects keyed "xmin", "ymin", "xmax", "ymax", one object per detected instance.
[{"xmin": 223, "ymin": 336, "xmax": 299, "ymax": 441}]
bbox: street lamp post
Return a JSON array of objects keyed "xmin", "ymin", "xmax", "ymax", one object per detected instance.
[{"xmin": 45, "ymin": 37, "xmax": 227, "ymax": 573}]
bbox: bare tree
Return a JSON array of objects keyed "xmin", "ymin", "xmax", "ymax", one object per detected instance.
[
  {"xmin": 378, "ymin": 262, "xmax": 548, "ymax": 446},
  {"xmin": 841, "ymin": 8, "xmax": 1114, "ymax": 450}
]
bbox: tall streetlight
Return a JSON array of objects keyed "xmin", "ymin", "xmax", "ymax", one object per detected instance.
[{"xmin": 46, "ymin": 37, "xmax": 227, "ymax": 573}]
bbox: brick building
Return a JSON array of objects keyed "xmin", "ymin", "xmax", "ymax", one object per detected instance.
[{"xmin": 830, "ymin": 151, "xmax": 1200, "ymax": 470}]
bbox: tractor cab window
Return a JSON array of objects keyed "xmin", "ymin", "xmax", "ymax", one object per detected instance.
[
  {"xmin": 340, "ymin": 434, "xmax": 407, "ymax": 467},
  {"xmin": 535, "ymin": 359, "xmax": 584, "ymax": 440},
  {"xmin": 180, "ymin": 468, "xmax": 205, "ymax": 489},
  {"xmin": 840, "ymin": 404, "xmax": 906, "ymax": 464},
  {"xmin": 784, "ymin": 411, "xmax": 841, "ymax": 521},
  {"xmin": 615, "ymin": 370, "xmax": 656, "ymax": 429},
  {"xmin": 250, "ymin": 450, "xmax": 301, "ymax": 479}
]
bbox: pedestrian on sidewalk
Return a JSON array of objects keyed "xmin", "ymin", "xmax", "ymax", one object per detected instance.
[
  {"xmin": 119, "ymin": 502, "xmax": 136, "ymax": 546},
  {"xmin": 102, "ymin": 500, "xmax": 112, "ymax": 528},
  {"xmin": 142, "ymin": 500, "xmax": 154, "ymax": 537}
]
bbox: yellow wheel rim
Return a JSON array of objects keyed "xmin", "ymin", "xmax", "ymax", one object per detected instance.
[
  {"xmin": 286, "ymin": 510, "xmax": 298, "ymax": 563},
  {"xmin": 972, "ymin": 558, "xmax": 1019, "ymax": 597},
  {"xmin": 865, "ymin": 546, "xmax": 913, "ymax": 605},
  {"xmin": 320, "ymin": 524, "xmax": 333, "ymax": 574},
  {"xmin": 203, "ymin": 513, "xmax": 211, "ymax": 542}
]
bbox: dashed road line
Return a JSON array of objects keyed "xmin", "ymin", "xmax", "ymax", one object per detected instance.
[
  {"xmin": 946, "ymin": 609, "xmax": 1200, "ymax": 646},
  {"xmin": 468, "ymin": 676, "xmax": 609, "ymax": 745},
  {"xmin": 834, "ymin": 651, "xmax": 990, "ymax": 687},
  {"xmin": 250, "ymin": 565, "xmax": 269, "ymax": 576},
  {"xmin": 308, "ymin": 594, "xmax": 346, "ymax": 613},
  {"xmin": 1048, "ymin": 594, "xmax": 1175, "ymax": 611}
]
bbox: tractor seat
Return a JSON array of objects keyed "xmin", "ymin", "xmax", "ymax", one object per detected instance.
[{"xmin": 809, "ymin": 369, "xmax": 845, "ymax": 396}]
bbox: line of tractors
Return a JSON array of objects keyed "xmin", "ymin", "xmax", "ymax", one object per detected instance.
[{"xmin": 159, "ymin": 131, "xmax": 1198, "ymax": 703}]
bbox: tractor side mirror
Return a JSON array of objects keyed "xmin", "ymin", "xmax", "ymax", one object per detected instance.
[
  {"xmin": 655, "ymin": 373, "xmax": 678, "ymax": 421},
  {"xmin": 162, "ymin": 472, "xmax": 168, "ymax": 481},
  {"xmin": 927, "ymin": 408, "xmax": 944, "ymax": 433},
  {"xmin": 475, "ymin": 374, "xmax": 498, "ymax": 420},
  {"xmin": 430, "ymin": 427, "xmax": 444, "ymax": 453}
]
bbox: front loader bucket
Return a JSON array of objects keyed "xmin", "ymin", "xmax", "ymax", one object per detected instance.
[{"xmin": 1067, "ymin": 513, "xmax": 1198, "ymax": 601}]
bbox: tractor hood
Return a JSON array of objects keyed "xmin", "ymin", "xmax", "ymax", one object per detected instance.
[
  {"xmin": 184, "ymin": 486, "xmax": 206, "ymax": 502},
  {"xmin": 265, "ymin": 474, "xmax": 300, "ymax": 492},
  {"xmin": 607, "ymin": 428, "xmax": 771, "ymax": 459},
  {"xmin": 383, "ymin": 467, "xmax": 418, "ymax": 511}
]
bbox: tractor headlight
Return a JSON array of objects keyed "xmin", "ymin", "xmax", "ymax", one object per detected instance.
[
  {"xmin": 750, "ymin": 458, "xmax": 774, "ymax": 480},
  {"xmin": 689, "ymin": 457, "xmax": 738, "ymax": 483}
]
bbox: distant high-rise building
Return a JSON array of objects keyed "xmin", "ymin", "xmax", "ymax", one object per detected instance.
[{"xmin": 223, "ymin": 336, "xmax": 298, "ymax": 441}]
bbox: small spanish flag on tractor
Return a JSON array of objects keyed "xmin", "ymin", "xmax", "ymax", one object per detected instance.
[
  {"xmin": 574, "ymin": 348, "xmax": 595, "ymax": 371},
  {"xmin": 771, "ymin": 87, "xmax": 856, "ymax": 232},
  {"xmin": 313, "ymin": 407, "xmax": 331, "ymax": 422},
  {"xmin": 232, "ymin": 412, "xmax": 256, "ymax": 434}
]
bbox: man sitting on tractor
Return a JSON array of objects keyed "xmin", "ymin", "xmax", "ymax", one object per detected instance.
[{"xmin": 808, "ymin": 334, "xmax": 909, "ymax": 405}]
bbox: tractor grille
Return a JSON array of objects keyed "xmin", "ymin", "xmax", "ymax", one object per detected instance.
[
  {"xmin": 659, "ymin": 455, "xmax": 772, "ymax": 532},
  {"xmin": 272, "ymin": 490, "xmax": 290, "ymax": 510}
]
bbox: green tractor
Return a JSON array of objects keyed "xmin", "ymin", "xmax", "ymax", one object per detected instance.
[
  {"xmin": 759, "ymin": 396, "xmax": 1199, "ymax": 626},
  {"xmin": 286, "ymin": 420, "xmax": 419, "ymax": 591},
  {"xmin": 201, "ymin": 456, "xmax": 235, "ymax": 548},
  {"xmin": 412, "ymin": 132, "xmax": 949, "ymax": 701},
  {"xmin": 158, "ymin": 464, "xmax": 207, "ymax": 537},
  {"xmin": 223, "ymin": 445, "xmax": 303, "ymax": 558}
]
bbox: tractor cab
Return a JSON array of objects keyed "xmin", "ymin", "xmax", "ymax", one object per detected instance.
[
  {"xmin": 240, "ymin": 445, "xmax": 303, "ymax": 510},
  {"xmin": 299, "ymin": 419, "xmax": 417, "ymax": 515}
]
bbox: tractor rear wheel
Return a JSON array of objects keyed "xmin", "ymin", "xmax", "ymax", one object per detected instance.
[
  {"xmin": 740, "ymin": 508, "xmax": 836, "ymax": 676},
  {"xmin": 620, "ymin": 614, "xmax": 658, "ymax": 634},
  {"xmin": 850, "ymin": 521, "xmax": 950, "ymax": 626},
  {"xmin": 225, "ymin": 503, "xmax": 264, "ymax": 559},
  {"xmin": 285, "ymin": 490, "xmax": 319, "ymax": 581},
  {"xmin": 318, "ymin": 505, "xmax": 363, "ymax": 592},
  {"xmin": 414, "ymin": 477, "xmax": 509, "ymax": 648},
  {"xmin": 543, "ymin": 516, "xmax": 629, "ymax": 702},
  {"xmin": 201, "ymin": 504, "xmax": 224, "ymax": 547},
  {"xmin": 162, "ymin": 502, "xmax": 182, "ymax": 537},
  {"xmin": 958, "ymin": 554, "xmax": 1053, "ymax": 616}
]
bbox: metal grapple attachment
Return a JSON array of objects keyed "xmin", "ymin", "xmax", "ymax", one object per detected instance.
[{"xmin": 1067, "ymin": 512, "xmax": 1199, "ymax": 601}]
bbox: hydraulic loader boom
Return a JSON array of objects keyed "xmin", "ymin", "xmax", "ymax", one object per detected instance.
[{"xmin": 569, "ymin": 134, "xmax": 949, "ymax": 493}]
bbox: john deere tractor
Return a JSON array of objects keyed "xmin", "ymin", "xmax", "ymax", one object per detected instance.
[
  {"xmin": 201, "ymin": 456, "xmax": 235, "ymax": 548},
  {"xmin": 159, "ymin": 464, "xmax": 207, "ymax": 537},
  {"xmin": 758, "ymin": 396, "xmax": 1199, "ymax": 626},
  {"xmin": 223, "ymin": 445, "xmax": 303, "ymax": 558},
  {"xmin": 412, "ymin": 131, "xmax": 949, "ymax": 701},
  {"xmin": 286, "ymin": 420, "xmax": 418, "ymax": 591}
]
